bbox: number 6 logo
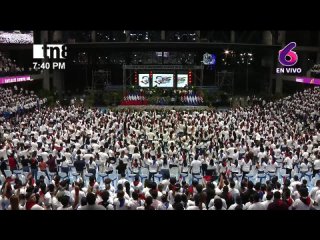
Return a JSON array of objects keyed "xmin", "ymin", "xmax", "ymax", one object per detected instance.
[{"xmin": 278, "ymin": 42, "xmax": 298, "ymax": 67}]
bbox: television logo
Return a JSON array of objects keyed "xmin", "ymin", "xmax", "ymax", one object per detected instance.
[
  {"xmin": 276, "ymin": 42, "xmax": 301, "ymax": 74},
  {"xmin": 33, "ymin": 44, "xmax": 67, "ymax": 59},
  {"xmin": 202, "ymin": 53, "xmax": 216, "ymax": 65}
]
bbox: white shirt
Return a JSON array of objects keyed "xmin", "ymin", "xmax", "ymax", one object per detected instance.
[
  {"xmin": 148, "ymin": 160, "xmax": 159, "ymax": 173},
  {"xmin": 128, "ymin": 199, "xmax": 144, "ymax": 210},
  {"xmin": 247, "ymin": 202, "xmax": 265, "ymax": 210},
  {"xmin": 44, "ymin": 192, "xmax": 61, "ymax": 210},
  {"xmin": 261, "ymin": 199, "xmax": 273, "ymax": 210},
  {"xmin": 31, "ymin": 204, "xmax": 44, "ymax": 210},
  {"xmin": 229, "ymin": 188, "xmax": 240, "ymax": 201},
  {"xmin": 292, "ymin": 199, "xmax": 311, "ymax": 210},
  {"xmin": 241, "ymin": 160, "xmax": 252, "ymax": 172},
  {"xmin": 113, "ymin": 198, "xmax": 130, "ymax": 210},
  {"xmin": 309, "ymin": 186, "xmax": 320, "ymax": 200},
  {"xmin": 57, "ymin": 206, "xmax": 73, "ymax": 210},
  {"xmin": 290, "ymin": 180, "xmax": 301, "ymax": 192},
  {"xmin": 190, "ymin": 159, "xmax": 202, "ymax": 174},
  {"xmin": 284, "ymin": 157, "xmax": 293, "ymax": 169},
  {"xmin": 158, "ymin": 202, "xmax": 173, "ymax": 210},
  {"xmin": 117, "ymin": 178, "xmax": 128, "ymax": 187},
  {"xmin": 186, "ymin": 206, "xmax": 202, "ymax": 210},
  {"xmin": 227, "ymin": 203, "xmax": 238, "ymax": 210},
  {"xmin": 208, "ymin": 196, "xmax": 227, "ymax": 209},
  {"xmin": 313, "ymin": 159, "xmax": 320, "ymax": 170}
]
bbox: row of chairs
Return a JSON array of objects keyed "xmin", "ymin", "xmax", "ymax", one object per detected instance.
[
  {"xmin": 0, "ymin": 166, "xmax": 190, "ymax": 192},
  {"xmin": 231, "ymin": 167, "xmax": 320, "ymax": 187}
]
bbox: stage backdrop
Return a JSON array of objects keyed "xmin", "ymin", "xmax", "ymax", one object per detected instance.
[
  {"xmin": 152, "ymin": 73, "xmax": 174, "ymax": 87},
  {"xmin": 139, "ymin": 74, "xmax": 150, "ymax": 87},
  {"xmin": 177, "ymin": 74, "xmax": 188, "ymax": 88}
]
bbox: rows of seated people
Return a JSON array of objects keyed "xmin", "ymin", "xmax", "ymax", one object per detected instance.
[
  {"xmin": 0, "ymin": 52, "xmax": 39, "ymax": 77},
  {"xmin": 0, "ymin": 86, "xmax": 47, "ymax": 119},
  {"xmin": 0, "ymin": 87, "xmax": 319, "ymax": 209},
  {"xmin": 0, "ymin": 31, "xmax": 33, "ymax": 44}
]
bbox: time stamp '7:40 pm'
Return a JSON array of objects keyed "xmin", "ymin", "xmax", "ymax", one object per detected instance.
[{"xmin": 33, "ymin": 61, "xmax": 66, "ymax": 70}]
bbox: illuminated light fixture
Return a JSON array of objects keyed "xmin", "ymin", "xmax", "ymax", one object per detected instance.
[
  {"xmin": 134, "ymin": 71, "xmax": 138, "ymax": 84},
  {"xmin": 188, "ymin": 71, "xmax": 192, "ymax": 84},
  {"xmin": 224, "ymin": 50, "xmax": 230, "ymax": 54}
]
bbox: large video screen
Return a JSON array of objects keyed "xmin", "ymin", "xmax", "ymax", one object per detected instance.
[
  {"xmin": 0, "ymin": 31, "xmax": 33, "ymax": 44},
  {"xmin": 139, "ymin": 74, "xmax": 150, "ymax": 87},
  {"xmin": 152, "ymin": 73, "xmax": 174, "ymax": 87},
  {"xmin": 177, "ymin": 74, "xmax": 188, "ymax": 88}
]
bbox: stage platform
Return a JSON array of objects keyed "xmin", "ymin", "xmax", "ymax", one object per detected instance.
[{"xmin": 113, "ymin": 105, "xmax": 213, "ymax": 111}]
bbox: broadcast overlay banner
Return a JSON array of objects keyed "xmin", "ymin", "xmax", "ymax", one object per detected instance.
[
  {"xmin": 296, "ymin": 77, "xmax": 320, "ymax": 85},
  {"xmin": 0, "ymin": 75, "xmax": 32, "ymax": 85}
]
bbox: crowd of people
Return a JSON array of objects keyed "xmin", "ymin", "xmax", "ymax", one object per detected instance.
[
  {"xmin": 0, "ymin": 52, "xmax": 39, "ymax": 77},
  {"xmin": 0, "ymin": 31, "xmax": 33, "ymax": 44},
  {"xmin": 0, "ymin": 86, "xmax": 47, "ymax": 120},
  {"xmin": 0, "ymin": 86, "xmax": 319, "ymax": 210}
]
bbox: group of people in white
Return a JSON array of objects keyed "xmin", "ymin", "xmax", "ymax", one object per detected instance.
[
  {"xmin": 0, "ymin": 86, "xmax": 319, "ymax": 210},
  {"xmin": 0, "ymin": 86, "xmax": 47, "ymax": 119},
  {"xmin": 0, "ymin": 31, "xmax": 33, "ymax": 44},
  {"xmin": 0, "ymin": 52, "xmax": 36, "ymax": 76}
]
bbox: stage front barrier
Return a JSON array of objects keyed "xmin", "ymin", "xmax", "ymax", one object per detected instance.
[
  {"xmin": 120, "ymin": 93, "xmax": 148, "ymax": 106},
  {"xmin": 121, "ymin": 90, "xmax": 204, "ymax": 106}
]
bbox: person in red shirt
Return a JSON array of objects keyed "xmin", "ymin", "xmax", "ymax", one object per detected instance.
[
  {"xmin": 25, "ymin": 193, "xmax": 36, "ymax": 210},
  {"xmin": 38, "ymin": 158, "xmax": 49, "ymax": 179},
  {"xmin": 282, "ymin": 188, "xmax": 293, "ymax": 207},
  {"xmin": 8, "ymin": 154, "xmax": 18, "ymax": 171},
  {"xmin": 267, "ymin": 191, "xmax": 289, "ymax": 210}
]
